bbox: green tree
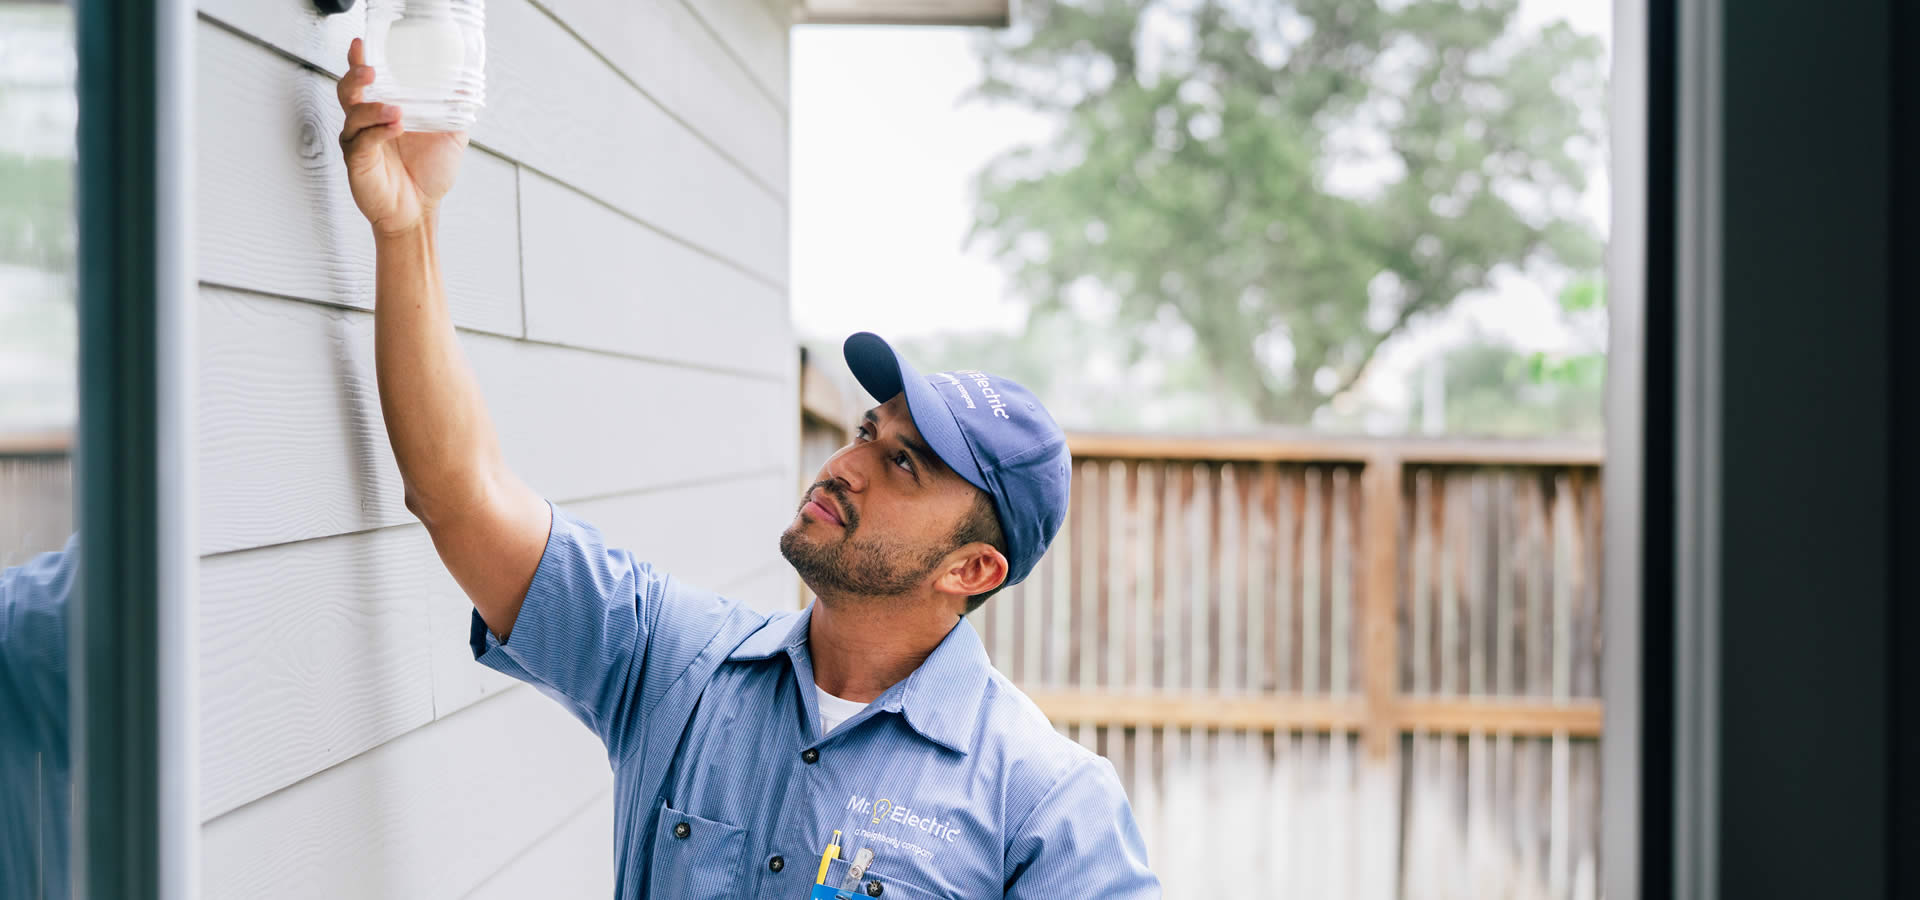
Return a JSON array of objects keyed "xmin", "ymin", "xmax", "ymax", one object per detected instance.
[
  {"xmin": 969, "ymin": 0, "xmax": 1605, "ymax": 426},
  {"xmin": 1524, "ymin": 273, "xmax": 1606, "ymax": 388},
  {"xmin": 0, "ymin": 152, "xmax": 75, "ymax": 273},
  {"xmin": 1407, "ymin": 336, "xmax": 1604, "ymax": 438}
]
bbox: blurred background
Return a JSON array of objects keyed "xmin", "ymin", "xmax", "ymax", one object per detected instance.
[
  {"xmin": 0, "ymin": 0, "xmax": 75, "ymax": 568},
  {"xmin": 796, "ymin": 0, "xmax": 1609, "ymax": 439},
  {"xmin": 793, "ymin": 2, "xmax": 1610, "ymax": 897}
]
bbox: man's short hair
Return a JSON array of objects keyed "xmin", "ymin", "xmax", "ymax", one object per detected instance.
[{"xmin": 953, "ymin": 490, "xmax": 1009, "ymax": 614}]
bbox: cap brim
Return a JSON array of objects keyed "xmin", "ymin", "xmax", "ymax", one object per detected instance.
[{"xmin": 843, "ymin": 332, "xmax": 990, "ymax": 494}]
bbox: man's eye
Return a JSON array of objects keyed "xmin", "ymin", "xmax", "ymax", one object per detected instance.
[
  {"xmin": 893, "ymin": 452, "xmax": 914, "ymax": 473},
  {"xmin": 856, "ymin": 427, "xmax": 872, "ymax": 442}
]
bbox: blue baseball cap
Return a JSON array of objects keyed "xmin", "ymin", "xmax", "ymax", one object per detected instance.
[{"xmin": 843, "ymin": 332, "xmax": 1071, "ymax": 588}]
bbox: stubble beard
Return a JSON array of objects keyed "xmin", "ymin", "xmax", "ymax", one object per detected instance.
[{"xmin": 778, "ymin": 487, "xmax": 947, "ymax": 599}]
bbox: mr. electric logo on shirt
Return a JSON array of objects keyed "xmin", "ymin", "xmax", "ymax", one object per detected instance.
[{"xmin": 845, "ymin": 793, "xmax": 961, "ymax": 843}]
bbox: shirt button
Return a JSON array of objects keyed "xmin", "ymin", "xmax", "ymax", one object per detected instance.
[
  {"xmin": 801, "ymin": 748, "xmax": 820, "ymax": 764},
  {"xmin": 865, "ymin": 879, "xmax": 884, "ymax": 896},
  {"xmin": 672, "ymin": 821, "xmax": 691, "ymax": 840},
  {"xmin": 768, "ymin": 855, "xmax": 785, "ymax": 873}
]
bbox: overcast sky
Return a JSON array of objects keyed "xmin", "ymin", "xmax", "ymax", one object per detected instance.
[{"xmin": 790, "ymin": 1, "xmax": 1613, "ymax": 418}]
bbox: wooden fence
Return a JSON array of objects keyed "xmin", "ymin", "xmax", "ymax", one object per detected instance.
[
  {"xmin": 0, "ymin": 431, "xmax": 73, "ymax": 568},
  {"xmin": 969, "ymin": 434, "xmax": 1605, "ymax": 900}
]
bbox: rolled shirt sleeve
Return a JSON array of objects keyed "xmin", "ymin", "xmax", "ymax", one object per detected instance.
[
  {"xmin": 1003, "ymin": 755, "xmax": 1161, "ymax": 898},
  {"xmin": 469, "ymin": 503, "xmax": 705, "ymax": 759}
]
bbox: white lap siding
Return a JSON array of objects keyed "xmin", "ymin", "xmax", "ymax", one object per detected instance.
[{"xmin": 193, "ymin": 2, "xmax": 794, "ymax": 896}]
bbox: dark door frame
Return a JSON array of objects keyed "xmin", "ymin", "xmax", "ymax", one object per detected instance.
[
  {"xmin": 72, "ymin": 0, "xmax": 196, "ymax": 896},
  {"xmin": 1606, "ymin": 1, "xmax": 1914, "ymax": 898}
]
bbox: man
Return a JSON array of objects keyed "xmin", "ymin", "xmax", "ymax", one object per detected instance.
[
  {"xmin": 0, "ymin": 539, "xmax": 74, "ymax": 900},
  {"xmin": 336, "ymin": 39, "xmax": 1157, "ymax": 899}
]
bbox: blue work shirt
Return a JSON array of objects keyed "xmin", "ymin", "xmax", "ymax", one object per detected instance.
[
  {"xmin": 0, "ymin": 540, "xmax": 74, "ymax": 900},
  {"xmin": 471, "ymin": 505, "xmax": 1159, "ymax": 899}
]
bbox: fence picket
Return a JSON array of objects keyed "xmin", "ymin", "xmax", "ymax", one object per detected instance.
[
  {"xmin": 1303, "ymin": 468, "xmax": 1323, "ymax": 696},
  {"xmin": 1221, "ymin": 465, "xmax": 1242, "ymax": 693},
  {"xmin": 1331, "ymin": 468, "xmax": 1351, "ymax": 697}
]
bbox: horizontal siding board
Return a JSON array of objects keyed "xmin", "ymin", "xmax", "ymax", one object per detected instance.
[
  {"xmin": 573, "ymin": 473, "xmax": 795, "ymax": 589},
  {"xmin": 196, "ymin": 0, "xmax": 787, "ymax": 284},
  {"xmin": 200, "ymin": 471, "xmax": 793, "ymax": 819},
  {"xmin": 199, "ymin": 526, "xmax": 446, "ymax": 820},
  {"xmin": 477, "ymin": 342, "xmax": 791, "ymax": 504},
  {"xmin": 534, "ymin": 0, "xmax": 787, "ymax": 192},
  {"xmin": 689, "ymin": 0, "xmax": 790, "ymax": 107},
  {"xmin": 478, "ymin": 0, "xmax": 785, "ymax": 283},
  {"xmin": 462, "ymin": 792, "xmax": 615, "ymax": 900},
  {"xmin": 519, "ymin": 168, "xmax": 790, "ymax": 375},
  {"xmin": 196, "ymin": 21, "xmax": 522, "ymax": 336},
  {"xmin": 193, "ymin": 1, "xmax": 361, "ymax": 80},
  {"xmin": 196, "ymin": 287, "xmax": 792, "ymax": 555},
  {"xmin": 201, "ymin": 688, "xmax": 612, "ymax": 900}
]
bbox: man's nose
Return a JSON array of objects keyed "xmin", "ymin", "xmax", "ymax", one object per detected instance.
[{"xmin": 823, "ymin": 444, "xmax": 870, "ymax": 494}]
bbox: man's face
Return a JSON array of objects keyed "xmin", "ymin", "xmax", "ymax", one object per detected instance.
[{"xmin": 779, "ymin": 394, "xmax": 981, "ymax": 598}]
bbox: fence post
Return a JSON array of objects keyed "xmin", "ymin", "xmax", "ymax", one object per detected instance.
[
  {"xmin": 1357, "ymin": 451, "xmax": 1404, "ymax": 900},
  {"xmin": 1361, "ymin": 452, "xmax": 1403, "ymax": 760}
]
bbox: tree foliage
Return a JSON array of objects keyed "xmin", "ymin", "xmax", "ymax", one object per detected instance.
[
  {"xmin": 969, "ymin": 0, "xmax": 1605, "ymax": 426},
  {"xmin": 0, "ymin": 152, "xmax": 73, "ymax": 273},
  {"xmin": 1409, "ymin": 336, "xmax": 1604, "ymax": 437}
]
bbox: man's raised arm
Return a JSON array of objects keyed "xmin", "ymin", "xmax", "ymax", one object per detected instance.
[{"xmin": 337, "ymin": 38, "xmax": 549, "ymax": 639}]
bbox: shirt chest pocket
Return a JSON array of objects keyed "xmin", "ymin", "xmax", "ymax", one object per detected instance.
[{"xmin": 648, "ymin": 803, "xmax": 748, "ymax": 900}]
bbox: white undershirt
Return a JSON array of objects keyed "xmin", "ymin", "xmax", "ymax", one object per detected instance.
[{"xmin": 816, "ymin": 686, "xmax": 869, "ymax": 736}]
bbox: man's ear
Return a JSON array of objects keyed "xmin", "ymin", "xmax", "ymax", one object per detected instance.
[{"xmin": 936, "ymin": 544, "xmax": 1007, "ymax": 598}]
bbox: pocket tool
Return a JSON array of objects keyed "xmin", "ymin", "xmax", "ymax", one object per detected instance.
[{"xmin": 836, "ymin": 847, "xmax": 874, "ymax": 891}]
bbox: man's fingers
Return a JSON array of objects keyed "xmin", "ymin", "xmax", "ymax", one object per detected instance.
[
  {"xmin": 340, "ymin": 118, "xmax": 403, "ymax": 167},
  {"xmin": 337, "ymin": 63, "xmax": 375, "ymax": 111},
  {"xmin": 348, "ymin": 36, "xmax": 365, "ymax": 69},
  {"xmin": 341, "ymin": 102, "xmax": 400, "ymax": 143}
]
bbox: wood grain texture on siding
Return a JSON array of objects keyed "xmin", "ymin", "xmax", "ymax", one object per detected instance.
[
  {"xmin": 201, "ymin": 688, "xmax": 612, "ymax": 900},
  {"xmin": 196, "ymin": 0, "xmax": 787, "ymax": 284},
  {"xmin": 199, "ymin": 525, "xmax": 447, "ymax": 820},
  {"xmin": 201, "ymin": 470, "xmax": 793, "ymax": 819},
  {"xmin": 462, "ymin": 792, "xmax": 615, "ymax": 900},
  {"xmin": 194, "ymin": 0, "xmax": 361, "ymax": 78},
  {"xmin": 429, "ymin": 472, "xmax": 799, "ymax": 718},
  {"xmin": 687, "ymin": 0, "xmax": 790, "ymax": 107},
  {"xmin": 519, "ymin": 168, "xmax": 790, "ymax": 375},
  {"xmin": 479, "ymin": 0, "xmax": 786, "ymax": 283},
  {"xmin": 196, "ymin": 21, "xmax": 522, "ymax": 336},
  {"xmin": 533, "ymin": 0, "xmax": 787, "ymax": 193},
  {"xmin": 197, "ymin": 287, "xmax": 793, "ymax": 555}
]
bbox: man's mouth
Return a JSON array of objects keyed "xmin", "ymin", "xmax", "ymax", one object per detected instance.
[{"xmin": 803, "ymin": 489, "xmax": 845, "ymax": 527}]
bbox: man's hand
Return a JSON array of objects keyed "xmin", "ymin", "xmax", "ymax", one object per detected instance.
[{"xmin": 336, "ymin": 37, "xmax": 467, "ymax": 237}]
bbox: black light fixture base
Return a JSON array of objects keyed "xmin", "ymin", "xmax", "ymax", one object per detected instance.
[{"xmin": 314, "ymin": 0, "xmax": 356, "ymax": 14}]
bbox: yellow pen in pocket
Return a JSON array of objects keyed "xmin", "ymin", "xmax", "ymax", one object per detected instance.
[{"xmin": 814, "ymin": 829, "xmax": 841, "ymax": 885}]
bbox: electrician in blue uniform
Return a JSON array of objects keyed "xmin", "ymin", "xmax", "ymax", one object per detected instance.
[
  {"xmin": 335, "ymin": 41, "xmax": 1158, "ymax": 899},
  {"xmin": 0, "ymin": 539, "xmax": 75, "ymax": 900}
]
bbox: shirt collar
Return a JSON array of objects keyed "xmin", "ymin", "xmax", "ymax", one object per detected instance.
[
  {"xmin": 726, "ymin": 604, "xmax": 811, "ymax": 661},
  {"xmin": 726, "ymin": 602, "xmax": 991, "ymax": 755}
]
